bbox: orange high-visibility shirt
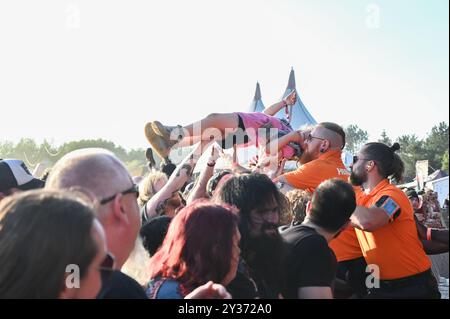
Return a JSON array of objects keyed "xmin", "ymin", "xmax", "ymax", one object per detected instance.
[
  {"xmin": 283, "ymin": 150, "xmax": 350, "ymax": 193},
  {"xmin": 355, "ymin": 179, "xmax": 431, "ymax": 280}
]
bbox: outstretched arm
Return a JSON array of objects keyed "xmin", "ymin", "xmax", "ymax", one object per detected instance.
[
  {"xmin": 266, "ymin": 129, "xmax": 308, "ymax": 156},
  {"xmin": 144, "ymin": 141, "xmax": 212, "ymax": 219},
  {"xmin": 263, "ymin": 90, "xmax": 297, "ymax": 116},
  {"xmin": 187, "ymin": 144, "xmax": 221, "ymax": 204}
]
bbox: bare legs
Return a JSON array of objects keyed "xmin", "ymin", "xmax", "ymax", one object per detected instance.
[
  {"xmin": 182, "ymin": 113, "xmax": 239, "ymax": 136},
  {"xmin": 146, "ymin": 113, "xmax": 240, "ymax": 161},
  {"xmin": 178, "ymin": 113, "xmax": 240, "ymax": 146}
]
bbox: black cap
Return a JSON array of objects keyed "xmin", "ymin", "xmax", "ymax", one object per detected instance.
[
  {"xmin": 0, "ymin": 159, "xmax": 45, "ymax": 193},
  {"xmin": 405, "ymin": 188, "xmax": 419, "ymax": 200}
]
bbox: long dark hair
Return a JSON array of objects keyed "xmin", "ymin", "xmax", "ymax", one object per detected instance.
[
  {"xmin": 218, "ymin": 173, "xmax": 287, "ymax": 296},
  {"xmin": 0, "ymin": 190, "xmax": 97, "ymax": 298},
  {"xmin": 362, "ymin": 142, "xmax": 404, "ymax": 183},
  {"xmin": 218, "ymin": 173, "xmax": 288, "ymax": 247}
]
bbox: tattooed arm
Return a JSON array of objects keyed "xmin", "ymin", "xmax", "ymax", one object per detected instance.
[{"xmin": 144, "ymin": 141, "xmax": 212, "ymax": 219}]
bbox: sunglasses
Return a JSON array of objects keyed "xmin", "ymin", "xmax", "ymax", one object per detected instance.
[
  {"xmin": 352, "ymin": 156, "xmax": 371, "ymax": 164},
  {"xmin": 100, "ymin": 183, "xmax": 139, "ymax": 205},
  {"xmin": 305, "ymin": 134, "xmax": 327, "ymax": 142}
]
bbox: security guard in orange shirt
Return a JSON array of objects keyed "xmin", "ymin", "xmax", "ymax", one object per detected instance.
[{"xmin": 350, "ymin": 142, "xmax": 440, "ymax": 298}]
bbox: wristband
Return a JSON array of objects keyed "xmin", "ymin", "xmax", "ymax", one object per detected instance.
[{"xmin": 207, "ymin": 161, "xmax": 216, "ymax": 167}]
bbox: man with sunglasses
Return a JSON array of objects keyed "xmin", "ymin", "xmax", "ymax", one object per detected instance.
[
  {"xmin": 349, "ymin": 143, "xmax": 440, "ymax": 298},
  {"xmin": 46, "ymin": 148, "xmax": 147, "ymax": 299},
  {"xmin": 273, "ymin": 122, "xmax": 368, "ymax": 298}
]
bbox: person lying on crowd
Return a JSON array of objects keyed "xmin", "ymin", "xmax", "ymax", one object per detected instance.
[
  {"xmin": 144, "ymin": 91, "xmax": 300, "ymax": 164},
  {"xmin": 146, "ymin": 201, "xmax": 240, "ymax": 299}
]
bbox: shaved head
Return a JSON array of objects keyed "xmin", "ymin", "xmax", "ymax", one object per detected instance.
[
  {"xmin": 316, "ymin": 122, "xmax": 345, "ymax": 149},
  {"xmin": 46, "ymin": 148, "xmax": 132, "ymax": 200}
]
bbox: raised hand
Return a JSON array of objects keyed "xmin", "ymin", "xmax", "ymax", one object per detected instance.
[{"xmin": 283, "ymin": 90, "xmax": 297, "ymax": 106}]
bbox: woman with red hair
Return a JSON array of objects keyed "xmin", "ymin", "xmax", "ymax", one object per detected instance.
[{"xmin": 145, "ymin": 201, "xmax": 241, "ymax": 299}]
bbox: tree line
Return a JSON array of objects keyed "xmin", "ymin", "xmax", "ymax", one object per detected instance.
[
  {"xmin": 344, "ymin": 122, "xmax": 449, "ymax": 182},
  {"xmin": 0, "ymin": 139, "xmax": 150, "ymax": 177},
  {"xmin": 1, "ymin": 121, "xmax": 448, "ymax": 182}
]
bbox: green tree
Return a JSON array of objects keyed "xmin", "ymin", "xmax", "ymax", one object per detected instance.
[
  {"xmin": 396, "ymin": 134, "xmax": 427, "ymax": 182},
  {"xmin": 442, "ymin": 150, "xmax": 449, "ymax": 173},
  {"xmin": 424, "ymin": 122, "xmax": 449, "ymax": 171},
  {"xmin": 0, "ymin": 140, "xmax": 15, "ymax": 159},
  {"xmin": 1, "ymin": 138, "xmax": 149, "ymax": 176},
  {"xmin": 14, "ymin": 138, "xmax": 42, "ymax": 167},
  {"xmin": 378, "ymin": 130, "xmax": 392, "ymax": 146},
  {"xmin": 344, "ymin": 124, "xmax": 369, "ymax": 154}
]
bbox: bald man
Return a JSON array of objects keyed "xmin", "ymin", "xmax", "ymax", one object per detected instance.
[{"xmin": 46, "ymin": 148, "xmax": 146, "ymax": 299}]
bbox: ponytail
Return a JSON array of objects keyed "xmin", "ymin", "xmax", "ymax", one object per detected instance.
[{"xmin": 362, "ymin": 142, "xmax": 404, "ymax": 183}]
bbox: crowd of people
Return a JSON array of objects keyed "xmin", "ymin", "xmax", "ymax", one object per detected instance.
[{"xmin": 1, "ymin": 91, "xmax": 448, "ymax": 299}]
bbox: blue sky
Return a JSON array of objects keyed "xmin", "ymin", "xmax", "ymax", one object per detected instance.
[{"xmin": 0, "ymin": 0, "xmax": 448, "ymax": 149}]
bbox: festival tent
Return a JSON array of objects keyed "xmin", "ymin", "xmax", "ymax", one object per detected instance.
[
  {"xmin": 247, "ymin": 68, "xmax": 317, "ymax": 129},
  {"xmin": 275, "ymin": 68, "xmax": 317, "ymax": 130},
  {"xmin": 238, "ymin": 68, "xmax": 320, "ymax": 170},
  {"xmin": 193, "ymin": 68, "xmax": 321, "ymax": 171},
  {"xmin": 247, "ymin": 82, "xmax": 265, "ymax": 113}
]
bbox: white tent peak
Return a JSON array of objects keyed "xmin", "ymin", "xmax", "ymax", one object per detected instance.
[
  {"xmin": 286, "ymin": 67, "xmax": 296, "ymax": 90},
  {"xmin": 274, "ymin": 68, "xmax": 317, "ymax": 130},
  {"xmin": 247, "ymin": 82, "xmax": 265, "ymax": 113},
  {"xmin": 253, "ymin": 82, "xmax": 262, "ymax": 101}
]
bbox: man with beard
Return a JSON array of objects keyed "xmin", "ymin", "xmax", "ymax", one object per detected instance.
[
  {"xmin": 273, "ymin": 122, "xmax": 348, "ymax": 193},
  {"xmin": 218, "ymin": 173, "xmax": 287, "ymax": 298},
  {"xmin": 281, "ymin": 178, "xmax": 356, "ymax": 298},
  {"xmin": 273, "ymin": 122, "xmax": 367, "ymax": 298},
  {"xmin": 349, "ymin": 142, "xmax": 440, "ymax": 298}
]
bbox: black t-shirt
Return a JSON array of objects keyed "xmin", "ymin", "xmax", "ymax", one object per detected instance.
[
  {"xmin": 280, "ymin": 225, "xmax": 337, "ymax": 299},
  {"xmin": 226, "ymin": 260, "xmax": 259, "ymax": 299},
  {"xmin": 97, "ymin": 270, "xmax": 147, "ymax": 299}
]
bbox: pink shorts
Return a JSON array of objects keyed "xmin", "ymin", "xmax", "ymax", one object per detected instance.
[
  {"xmin": 236, "ymin": 112, "xmax": 292, "ymax": 132},
  {"xmin": 235, "ymin": 112, "xmax": 296, "ymax": 158}
]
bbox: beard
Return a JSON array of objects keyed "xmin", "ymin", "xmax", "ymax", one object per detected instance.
[
  {"xmin": 243, "ymin": 223, "xmax": 285, "ymax": 296},
  {"xmin": 299, "ymin": 150, "xmax": 315, "ymax": 164},
  {"xmin": 350, "ymin": 170, "xmax": 366, "ymax": 186}
]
